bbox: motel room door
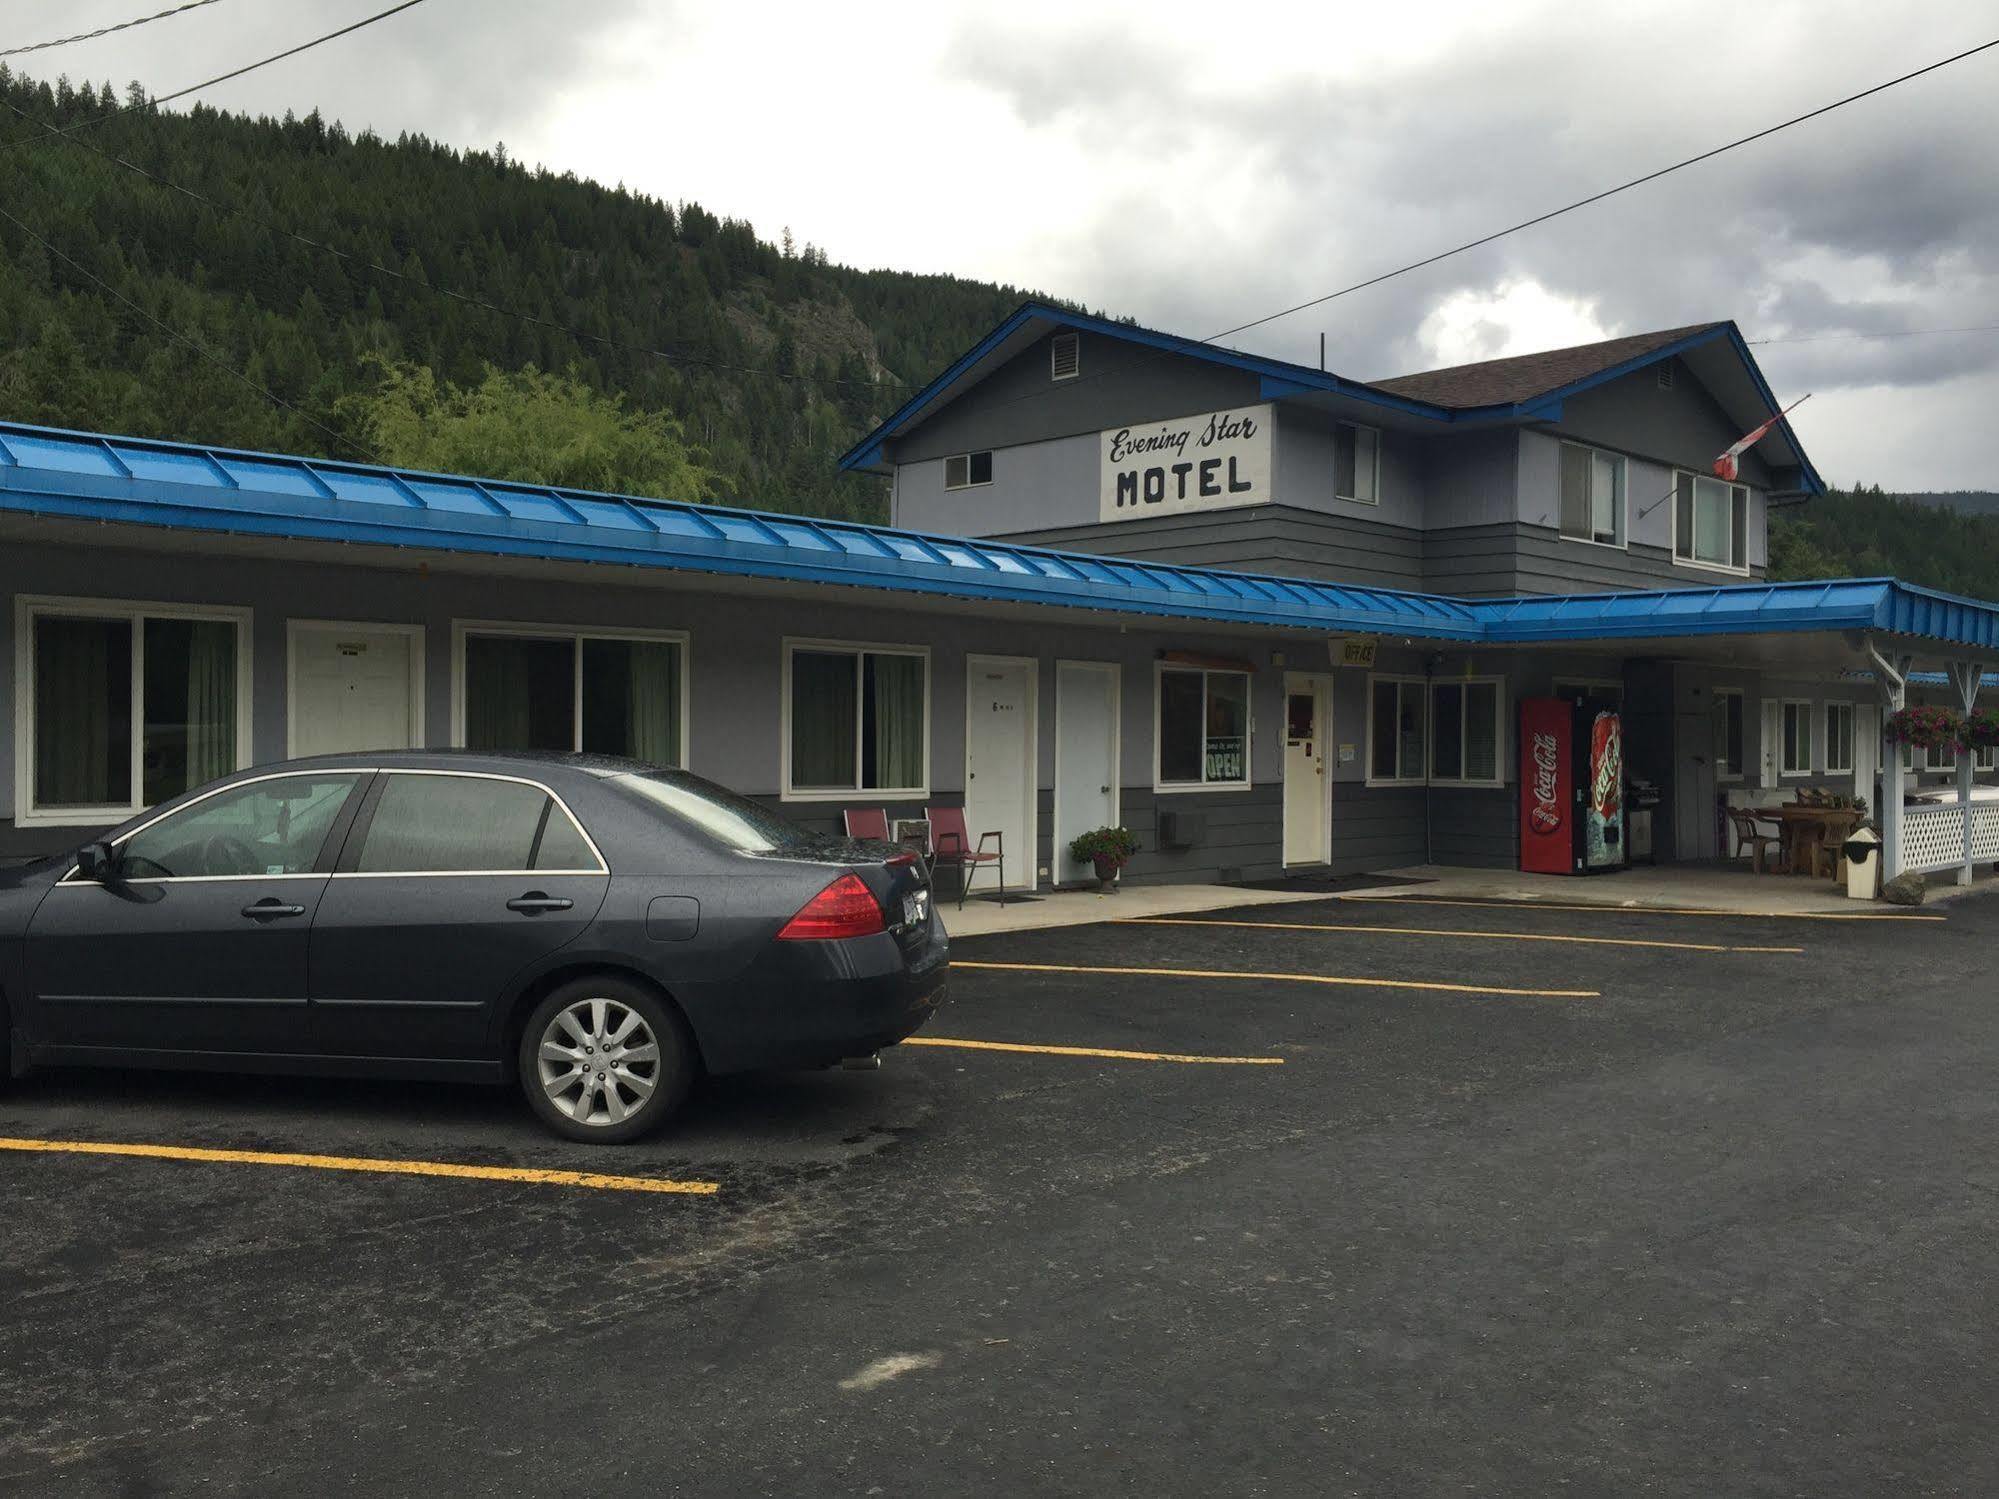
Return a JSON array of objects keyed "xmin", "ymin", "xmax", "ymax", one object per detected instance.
[
  {"xmin": 1283, "ymin": 673, "xmax": 1333, "ymax": 866},
  {"xmin": 964, "ymin": 656, "xmax": 1037, "ymax": 892},
  {"xmin": 290, "ymin": 623, "xmax": 423, "ymax": 757},
  {"xmin": 1053, "ymin": 661, "xmax": 1119, "ymax": 887},
  {"xmin": 1674, "ymin": 709, "xmax": 1719, "ymax": 860}
]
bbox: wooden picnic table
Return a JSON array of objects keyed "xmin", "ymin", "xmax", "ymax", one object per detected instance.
[{"xmin": 1774, "ymin": 805, "xmax": 1862, "ymax": 880}]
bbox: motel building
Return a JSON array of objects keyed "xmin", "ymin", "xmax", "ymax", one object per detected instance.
[{"xmin": 3, "ymin": 304, "xmax": 1999, "ymax": 894}]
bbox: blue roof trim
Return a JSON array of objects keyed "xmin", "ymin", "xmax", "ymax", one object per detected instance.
[{"xmin": 0, "ymin": 420, "xmax": 1963, "ymax": 650}]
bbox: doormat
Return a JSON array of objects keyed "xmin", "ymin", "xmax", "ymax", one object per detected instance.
[{"xmin": 1228, "ymin": 873, "xmax": 1435, "ymax": 894}]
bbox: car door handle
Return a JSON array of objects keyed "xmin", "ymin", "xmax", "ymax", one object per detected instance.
[
  {"xmin": 241, "ymin": 899, "xmax": 306, "ymax": 920},
  {"xmin": 506, "ymin": 894, "xmax": 574, "ymax": 914}
]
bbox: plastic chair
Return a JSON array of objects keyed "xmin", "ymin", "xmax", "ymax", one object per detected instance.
[
  {"xmin": 1726, "ymin": 807, "xmax": 1783, "ymax": 874},
  {"xmin": 927, "ymin": 805, "xmax": 1003, "ymax": 909},
  {"xmin": 842, "ymin": 808, "xmax": 890, "ymax": 841}
]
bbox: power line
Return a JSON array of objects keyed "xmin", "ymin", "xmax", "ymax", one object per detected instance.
[
  {"xmin": 1748, "ymin": 322, "xmax": 1999, "ymax": 347},
  {"xmin": 0, "ymin": 91, "xmax": 909, "ymax": 392},
  {"xmin": 0, "ymin": 0, "xmax": 225, "ymax": 59},
  {"xmin": 0, "ymin": 0, "xmax": 431, "ymax": 155},
  {"xmin": 0, "ymin": 200, "xmax": 384, "ymax": 464},
  {"xmin": 1207, "ymin": 35, "xmax": 1999, "ymax": 343}
]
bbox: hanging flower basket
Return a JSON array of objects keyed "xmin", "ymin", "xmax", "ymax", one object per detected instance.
[
  {"xmin": 1883, "ymin": 705, "xmax": 1963, "ymax": 751},
  {"xmin": 1963, "ymin": 707, "xmax": 1999, "ymax": 752}
]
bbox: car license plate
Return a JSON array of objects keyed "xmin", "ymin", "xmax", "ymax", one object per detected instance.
[{"xmin": 902, "ymin": 890, "xmax": 928, "ymax": 928}]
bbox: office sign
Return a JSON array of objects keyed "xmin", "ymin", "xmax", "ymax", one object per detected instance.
[
  {"xmin": 1099, "ymin": 404, "xmax": 1272, "ymax": 522},
  {"xmin": 1329, "ymin": 636, "xmax": 1378, "ymax": 669}
]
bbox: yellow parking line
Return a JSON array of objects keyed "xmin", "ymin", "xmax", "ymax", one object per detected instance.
[
  {"xmin": 951, "ymin": 959, "xmax": 1596, "ymax": 999},
  {"xmin": 905, "ymin": 1036, "xmax": 1284, "ymax": 1065},
  {"xmin": 1332, "ymin": 895, "xmax": 1946, "ymax": 923},
  {"xmin": 0, "ymin": 1137, "xmax": 720, "ymax": 1195},
  {"xmin": 1120, "ymin": 916, "xmax": 1801, "ymax": 955}
]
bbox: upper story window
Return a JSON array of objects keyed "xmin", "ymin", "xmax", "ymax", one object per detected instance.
[
  {"xmin": 1559, "ymin": 443, "xmax": 1626, "ymax": 547},
  {"xmin": 1674, "ymin": 473, "xmax": 1750, "ymax": 573},
  {"xmin": 1050, "ymin": 332, "xmax": 1080, "ymax": 381},
  {"xmin": 1334, "ymin": 422, "xmax": 1379, "ymax": 505},
  {"xmin": 944, "ymin": 451, "xmax": 993, "ymax": 490}
]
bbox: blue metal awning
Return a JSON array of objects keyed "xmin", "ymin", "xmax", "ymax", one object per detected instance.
[{"xmin": 0, "ymin": 420, "xmax": 1988, "ymax": 654}]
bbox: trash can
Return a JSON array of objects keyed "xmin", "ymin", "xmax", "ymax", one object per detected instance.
[{"xmin": 1844, "ymin": 826, "xmax": 1881, "ymax": 900}]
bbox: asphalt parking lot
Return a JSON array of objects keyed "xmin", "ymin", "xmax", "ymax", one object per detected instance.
[{"xmin": 4, "ymin": 890, "xmax": 1998, "ymax": 1496}]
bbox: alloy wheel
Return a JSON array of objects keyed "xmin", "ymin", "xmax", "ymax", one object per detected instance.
[{"xmin": 536, "ymin": 997, "xmax": 662, "ymax": 1128}]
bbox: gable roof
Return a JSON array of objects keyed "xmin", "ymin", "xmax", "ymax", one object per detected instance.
[
  {"xmin": 1369, "ymin": 323, "xmax": 1727, "ymax": 408},
  {"xmin": 839, "ymin": 304, "xmax": 1823, "ymax": 496}
]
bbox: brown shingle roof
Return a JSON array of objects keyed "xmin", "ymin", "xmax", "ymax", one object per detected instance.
[{"xmin": 1368, "ymin": 323, "xmax": 1727, "ymax": 409}]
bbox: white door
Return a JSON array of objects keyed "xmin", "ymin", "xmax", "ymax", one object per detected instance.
[
  {"xmin": 1282, "ymin": 673, "xmax": 1332, "ymax": 866},
  {"xmin": 290, "ymin": 625, "xmax": 420, "ymax": 757},
  {"xmin": 1054, "ymin": 661, "xmax": 1119, "ymax": 886},
  {"xmin": 964, "ymin": 656, "xmax": 1036, "ymax": 892}
]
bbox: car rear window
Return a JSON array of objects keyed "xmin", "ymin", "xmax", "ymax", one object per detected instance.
[{"xmin": 612, "ymin": 770, "xmax": 815, "ymax": 853}]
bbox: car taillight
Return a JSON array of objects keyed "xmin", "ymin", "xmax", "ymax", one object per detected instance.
[{"xmin": 777, "ymin": 872, "xmax": 885, "ymax": 940}]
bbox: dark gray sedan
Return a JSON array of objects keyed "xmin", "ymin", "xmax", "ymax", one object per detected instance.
[{"xmin": 0, "ymin": 752, "xmax": 948, "ymax": 1141}]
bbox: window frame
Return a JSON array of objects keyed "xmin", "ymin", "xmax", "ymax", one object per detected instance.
[
  {"xmin": 1672, "ymin": 471, "xmax": 1752, "ymax": 576},
  {"xmin": 1365, "ymin": 674, "xmax": 1429, "ymax": 788},
  {"xmin": 943, "ymin": 450, "xmax": 994, "ymax": 491},
  {"xmin": 450, "ymin": 620, "xmax": 690, "ymax": 767},
  {"xmin": 1713, "ymin": 688, "xmax": 1746, "ymax": 783},
  {"xmin": 780, "ymin": 637, "xmax": 932, "ymax": 803},
  {"xmin": 1427, "ymin": 677, "xmax": 1507, "ymax": 789},
  {"xmin": 14, "ymin": 594, "xmax": 254, "ymax": 828},
  {"xmin": 340, "ymin": 767, "xmax": 607, "ymax": 878},
  {"xmin": 1558, "ymin": 441, "xmax": 1628, "ymax": 549},
  {"xmin": 1824, "ymin": 701, "xmax": 1856, "ymax": 776},
  {"xmin": 1779, "ymin": 698, "xmax": 1815, "ymax": 778},
  {"xmin": 1152, "ymin": 663, "xmax": 1253, "ymax": 793},
  {"xmin": 1333, "ymin": 421, "xmax": 1381, "ymax": 506}
]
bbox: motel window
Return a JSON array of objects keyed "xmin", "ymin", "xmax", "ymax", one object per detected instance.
[
  {"xmin": 1713, "ymin": 689, "xmax": 1745, "ymax": 780},
  {"xmin": 18, "ymin": 598, "xmax": 248, "ymax": 823},
  {"xmin": 459, "ymin": 626, "xmax": 686, "ymax": 766},
  {"xmin": 1430, "ymin": 679, "xmax": 1503, "ymax": 786},
  {"xmin": 1977, "ymin": 741, "xmax": 1997, "ymax": 774},
  {"xmin": 944, "ymin": 451, "xmax": 994, "ymax": 490},
  {"xmin": 1925, "ymin": 739, "xmax": 1957, "ymax": 774},
  {"xmin": 1559, "ymin": 443, "xmax": 1626, "ymax": 547},
  {"xmin": 1156, "ymin": 667, "xmax": 1251, "ymax": 789},
  {"xmin": 1674, "ymin": 473, "xmax": 1750, "ymax": 573},
  {"xmin": 785, "ymin": 642, "xmax": 928, "ymax": 798},
  {"xmin": 1780, "ymin": 700, "xmax": 1814, "ymax": 776},
  {"xmin": 1333, "ymin": 423, "xmax": 1380, "ymax": 505},
  {"xmin": 1367, "ymin": 676, "xmax": 1427, "ymax": 785},
  {"xmin": 1825, "ymin": 702, "xmax": 1855, "ymax": 776}
]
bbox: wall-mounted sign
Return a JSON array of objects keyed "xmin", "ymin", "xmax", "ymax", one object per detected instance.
[
  {"xmin": 1329, "ymin": 636, "xmax": 1378, "ymax": 669},
  {"xmin": 1099, "ymin": 404, "xmax": 1272, "ymax": 522}
]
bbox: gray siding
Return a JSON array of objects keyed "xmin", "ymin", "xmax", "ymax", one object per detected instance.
[
  {"xmin": 1550, "ymin": 356, "xmax": 1776, "ymax": 492},
  {"xmin": 1120, "ymin": 785, "xmax": 1286, "ymax": 886},
  {"xmin": 1330, "ymin": 785, "xmax": 1427, "ymax": 874},
  {"xmin": 1424, "ymin": 523, "xmax": 1766, "ymax": 597},
  {"xmin": 1429, "ymin": 786, "xmax": 1517, "ymax": 869}
]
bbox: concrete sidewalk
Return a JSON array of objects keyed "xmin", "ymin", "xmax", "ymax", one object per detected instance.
[{"xmin": 938, "ymin": 880, "xmax": 1339, "ymax": 938}]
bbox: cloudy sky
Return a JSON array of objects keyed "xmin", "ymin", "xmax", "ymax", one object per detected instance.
[{"xmin": 16, "ymin": 0, "xmax": 1999, "ymax": 487}]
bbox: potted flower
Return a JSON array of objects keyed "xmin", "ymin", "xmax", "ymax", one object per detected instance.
[
  {"xmin": 1884, "ymin": 705, "xmax": 1963, "ymax": 752},
  {"xmin": 1069, "ymin": 826, "xmax": 1138, "ymax": 892}
]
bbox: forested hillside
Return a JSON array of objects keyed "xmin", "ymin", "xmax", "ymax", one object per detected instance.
[
  {"xmin": 0, "ymin": 68, "xmax": 1042, "ymax": 519},
  {"xmin": 1769, "ymin": 484, "xmax": 1999, "ymax": 596}
]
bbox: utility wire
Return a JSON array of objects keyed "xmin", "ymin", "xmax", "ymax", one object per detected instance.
[
  {"xmin": 1207, "ymin": 35, "xmax": 1999, "ymax": 343},
  {"xmin": 0, "ymin": 200, "xmax": 384, "ymax": 464},
  {"xmin": 0, "ymin": 0, "xmax": 224, "ymax": 60},
  {"xmin": 0, "ymin": 0, "xmax": 430, "ymax": 155},
  {"xmin": 1748, "ymin": 322, "xmax": 1999, "ymax": 347}
]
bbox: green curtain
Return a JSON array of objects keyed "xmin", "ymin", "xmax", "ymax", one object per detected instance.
[
  {"xmin": 183, "ymin": 620, "xmax": 237, "ymax": 787},
  {"xmin": 626, "ymin": 640, "xmax": 680, "ymax": 766},
  {"xmin": 34, "ymin": 616, "xmax": 125, "ymax": 807},
  {"xmin": 790, "ymin": 650, "xmax": 856, "ymax": 788},
  {"xmin": 869, "ymin": 653, "xmax": 924, "ymax": 790},
  {"xmin": 465, "ymin": 636, "xmax": 535, "ymax": 749}
]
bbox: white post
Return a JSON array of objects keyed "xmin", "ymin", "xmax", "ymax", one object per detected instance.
[
  {"xmin": 1870, "ymin": 644, "xmax": 1911, "ymax": 880},
  {"xmin": 1950, "ymin": 660, "xmax": 1981, "ymax": 886}
]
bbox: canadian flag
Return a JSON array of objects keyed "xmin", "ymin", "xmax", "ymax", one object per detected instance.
[{"xmin": 1713, "ymin": 394, "xmax": 1811, "ymax": 481}]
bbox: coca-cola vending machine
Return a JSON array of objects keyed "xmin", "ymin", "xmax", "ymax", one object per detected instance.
[{"xmin": 1519, "ymin": 696, "xmax": 1625, "ymax": 875}]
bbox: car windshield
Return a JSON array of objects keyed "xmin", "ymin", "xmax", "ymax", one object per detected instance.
[{"xmin": 611, "ymin": 770, "xmax": 817, "ymax": 853}]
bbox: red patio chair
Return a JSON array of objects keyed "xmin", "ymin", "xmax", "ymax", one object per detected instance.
[
  {"xmin": 927, "ymin": 804, "xmax": 1004, "ymax": 909},
  {"xmin": 843, "ymin": 808, "xmax": 890, "ymax": 841}
]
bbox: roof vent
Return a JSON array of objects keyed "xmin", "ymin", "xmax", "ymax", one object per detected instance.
[
  {"xmin": 1050, "ymin": 332, "xmax": 1080, "ymax": 381},
  {"xmin": 1656, "ymin": 362, "xmax": 1675, "ymax": 391}
]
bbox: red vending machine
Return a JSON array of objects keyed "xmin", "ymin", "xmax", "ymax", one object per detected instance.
[{"xmin": 1519, "ymin": 696, "xmax": 1625, "ymax": 875}]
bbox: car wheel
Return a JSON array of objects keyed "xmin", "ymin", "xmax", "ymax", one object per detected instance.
[{"xmin": 518, "ymin": 978, "xmax": 693, "ymax": 1144}]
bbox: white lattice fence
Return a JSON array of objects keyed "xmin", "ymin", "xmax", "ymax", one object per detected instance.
[
  {"xmin": 1903, "ymin": 803, "xmax": 1967, "ymax": 873},
  {"xmin": 1971, "ymin": 802, "xmax": 1999, "ymax": 863}
]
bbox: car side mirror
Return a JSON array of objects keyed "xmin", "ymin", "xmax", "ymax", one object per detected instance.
[{"xmin": 75, "ymin": 840, "xmax": 119, "ymax": 883}]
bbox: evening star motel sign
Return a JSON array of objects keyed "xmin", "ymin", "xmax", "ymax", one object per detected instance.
[{"xmin": 1098, "ymin": 404, "xmax": 1273, "ymax": 523}]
